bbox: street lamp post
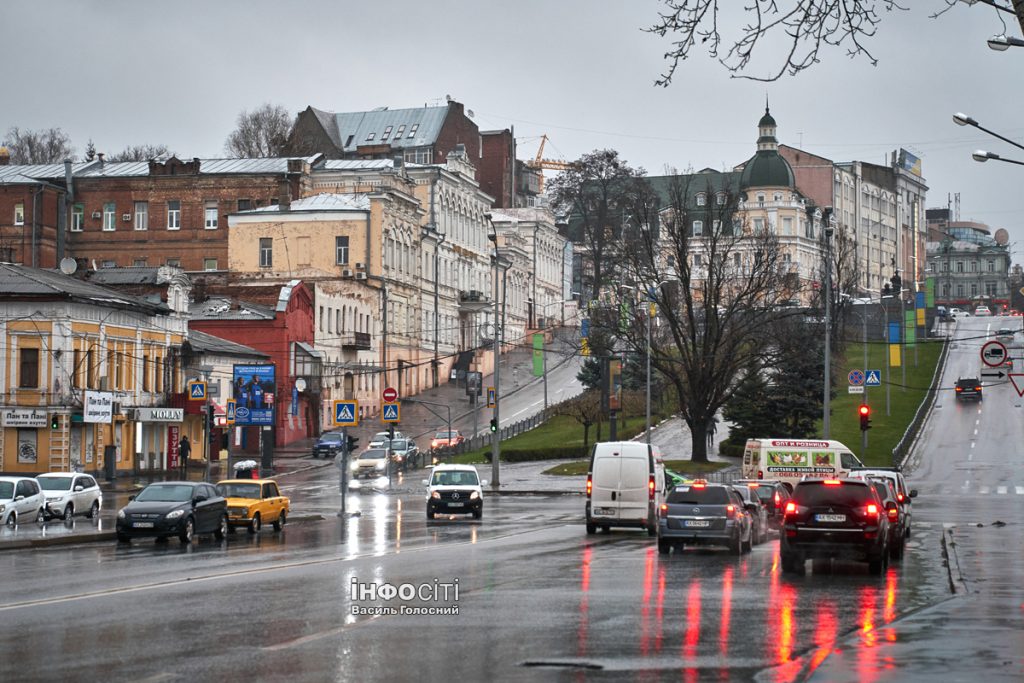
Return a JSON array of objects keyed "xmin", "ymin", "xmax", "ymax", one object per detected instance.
[{"xmin": 486, "ymin": 216, "xmax": 512, "ymax": 488}]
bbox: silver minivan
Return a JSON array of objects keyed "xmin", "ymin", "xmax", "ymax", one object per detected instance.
[
  {"xmin": 0, "ymin": 476, "xmax": 46, "ymax": 526},
  {"xmin": 585, "ymin": 441, "xmax": 665, "ymax": 536}
]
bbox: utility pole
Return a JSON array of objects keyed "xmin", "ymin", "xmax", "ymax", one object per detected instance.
[
  {"xmin": 645, "ymin": 298, "xmax": 653, "ymax": 445},
  {"xmin": 821, "ymin": 210, "xmax": 834, "ymax": 439},
  {"xmin": 491, "ymin": 257, "xmax": 502, "ymax": 487}
]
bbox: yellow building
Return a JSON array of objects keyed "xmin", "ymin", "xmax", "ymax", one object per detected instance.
[{"xmin": 0, "ymin": 264, "xmax": 186, "ymax": 474}]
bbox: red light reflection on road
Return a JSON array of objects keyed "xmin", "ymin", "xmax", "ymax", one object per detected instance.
[
  {"xmin": 857, "ymin": 583, "xmax": 880, "ymax": 683},
  {"xmin": 777, "ymin": 583, "xmax": 796, "ymax": 664},
  {"xmin": 577, "ymin": 546, "xmax": 592, "ymax": 657},
  {"xmin": 640, "ymin": 547, "xmax": 655, "ymax": 656},
  {"xmin": 718, "ymin": 565, "xmax": 734, "ymax": 683},
  {"xmin": 806, "ymin": 600, "xmax": 837, "ymax": 674},
  {"xmin": 682, "ymin": 580, "xmax": 701, "ymax": 683}
]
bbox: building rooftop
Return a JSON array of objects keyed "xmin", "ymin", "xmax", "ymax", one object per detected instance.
[{"xmin": 0, "ymin": 264, "xmax": 168, "ymax": 314}]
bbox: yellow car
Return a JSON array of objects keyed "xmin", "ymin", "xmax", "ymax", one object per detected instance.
[{"xmin": 216, "ymin": 479, "xmax": 290, "ymax": 533}]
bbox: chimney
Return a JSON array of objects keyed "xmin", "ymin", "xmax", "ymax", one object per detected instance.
[
  {"xmin": 97, "ymin": 152, "xmax": 105, "ymax": 167},
  {"xmin": 0, "ymin": 146, "xmax": 9, "ymax": 166},
  {"xmin": 277, "ymin": 178, "xmax": 291, "ymax": 211}
]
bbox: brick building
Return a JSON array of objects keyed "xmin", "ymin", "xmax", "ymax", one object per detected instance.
[{"xmin": 0, "ymin": 161, "xmax": 79, "ymax": 269}]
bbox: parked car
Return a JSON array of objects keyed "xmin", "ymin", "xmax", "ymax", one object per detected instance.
[
  {"xmin": 424, "ymin": 464, "xmax": 486, "ymax": 520},
  {"xmin": 780, "ymin": 478, "xmax": 890, "ymax": 575},
  {"xmin": 732, "ymin": 485, "xmax": 769, "ymax": 545},
  {"xmin": 733, "ymin": 480, "xmax": 790, "ymax": 530},
  {"xmin": 351, "ymin": 448, "xmax": 391, "ymax": 479},
  {"xmin": 955, "ymin": 377, "xmax": 983, "ymax": 402},
  {"xmin": 217, "ymin": 479, "xmax": 289, "ymax": 533},
  {"xmin": 430, "ymin": 430, "xmax": 465, "ymax": 450},
  {"xmin": 975, "ymin": 305, "xmax": 992, "ymax": 316},
  {"xmin": 116, "ymin": 482, "xmax": 227, "ymax": 544},
  {"xmin": 949, "ymin": 308, "xmax": 968, "ymax": 319},
  {"xmin": 389, "ymin": 438, "xmax": 420, "ymax": 471},
  {"xmin": 657, "ymin": 480, "xmax": 753, "ymax": 555},
  {"xmin": 37, "ymin": 472, "xmax": 103, "ymax": 521},
  {"xmin": 0, "ymin": 476, "xmax": 46, "ymax": 526},
  {"xmin": 312, "ymin": 431, "xmax": 345, "ymax": 459}
]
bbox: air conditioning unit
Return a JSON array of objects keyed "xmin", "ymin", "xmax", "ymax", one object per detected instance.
[
  {"xmin": 354, "ymin": 262, "xmax": 365, "ymax": 270},
  {"xmin": 341, "ymin": 269, "xmax": 354, "ymax": 278},
  {"xmin": 122, "ymin": 213, "xmax": 132, "ymax": 222},
  {"xmin": 354, "ymin": 272, "xmax": 367, "ymax": 280},
  {"xmin": 91, "ymin": 211, "xmax": 102, "ymax": 219}
]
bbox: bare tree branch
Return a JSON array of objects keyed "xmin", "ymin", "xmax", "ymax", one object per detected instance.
[
  {"xmin": 106, "ymin": 144, "xmax": 173, "ymax": 162},
  {"xmin": 3, "ymin": 126, "xmax": 74, "ymax": 164},
  {"xmin": 224, "ymin": 103, "xmax": 293, "ymax": 158}
]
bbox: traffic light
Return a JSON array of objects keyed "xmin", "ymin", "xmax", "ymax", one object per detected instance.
[
  {"xmin": 489, "ymin": 418, "xmax": 498, "ymax": 433},
  {"xmin": 859, "ymin": 404, "xmax": 872, "ymax": 431},
  {"xmin": 50, "ymin": 414, "xmax": 60, "ymax": 430},
  {"xmin": 346, "ymin": 435, "xmax": 359, "ymax": 452}
]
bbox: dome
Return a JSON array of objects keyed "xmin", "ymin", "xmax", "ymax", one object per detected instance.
[
  {"xmin": 758, "ymin": 109, "xmax": 777, "ymax": 128},
  {"xmin": 740, "ymin": 151, "xmax": 795, "ymax": 189}
]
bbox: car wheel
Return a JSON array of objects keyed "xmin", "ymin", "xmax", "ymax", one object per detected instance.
[
  {"xmin": 585, "ymin": 521, "xmax": 596, "ymax": 535},
  {"xmin": 117, "ymin": 533, "xmax": 131, "ymax": 543},
  {"xmin": 273, "ymin": 510, "xmax": 287, "ymax": 531},
  {"xmin": 87, "ymin": 500, "xmax": 99, "ymax": 519},
  {"xmin": 248, "ymin": 512, "xmax": 261, "ymax": 534},
  {"xmin": 742, "ymin": 534, "xmax": 753, "ymax": 553},
  {"xmin": 179, "ymin": 517, "xmax": 195, "ymax": 544},
  {"xmin": 36, "ymin": 508, "xmax": 45, "ymax": 524},
  {"xmin": 214, "ymin": 515, "xmax": 228, "ymax": 540},
  {"xmin": 781, "ymin": 552, "xmax": 804, "ymax": 575},
  {"xmin": 658, "ymin": 538, "xmax": 670, "ymax": 555},
  {"xmin": 63, "ymin": 504, "xmax": 74, "ymax": 521},
  {"xmin": 868, "ymin": 555, "xmax": 884, "ymax": 575},
  {"xmin": 729, "ymin": 532, "xmax": 742, "ymax": 555},
  {"xmin": 426, "ymin": 507, "xmax": 435, "ymax": 520},
  {"xmin": 5, "ymin": 512, "xmax": 15, "ymax": 527}
]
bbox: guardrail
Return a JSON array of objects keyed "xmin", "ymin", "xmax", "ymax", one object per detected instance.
[{"xmin": 891, "ymin": 338, "xmax": 949, "ymax": 467}]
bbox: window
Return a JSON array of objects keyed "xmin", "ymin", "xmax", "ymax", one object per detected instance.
[
  {"xmin": 716, "ymin": 192, "xmax": 726, "ymax": 206},
  {"xmin": 319, "ymin": 306, "xmax": 324, "ymax": 332},
  {"xmin": 103, "ymin": 202, "xmax": 116, "ymax": 231},
  {"xmin": 692, "ymin": 220, "xmax": 703, "ymax": 236},
  {"xmin": 132, "ymin": 259, "xmax": 147, "ymax": 267},
  {"xmin": 14, "ymin": 203, "xmax": 24, "ymax": 225},
  {"xmin": 381, "ymin": 125, "xmax": 393, "ymax": 141},
  {"xmin": 203, "ymin": 258, "xmax": 217, "ymax": 271},
  {"xmin": 101, "ymin": 260, "xmax": 116, "ymax": 268},
  {"xmin": 971, "ymin": 283, "xmax": 979, "ymax": 297},
  {"xmin": 774, "ymin": 192, "xmax": 782, "ymax": 202},
  {"xmin": 394, "ymin": 125, "xmax": 406, "ymax": 139},
  {"xmin": 167, "ymin": 200, "xmax": 181, "ymax": 230},
  {"xmin": 753, "ymin": 218, "xmax": 765, "ymax": 233},
  {"xmin": 957, "ymin": 284, "xmax": 965, "ymax": 297},
  {"xmin": 335, "ymin": 309, "xmax": 340, "ymax": 334},
  {"xmin": 72, "ymin": 204, "xmax": 84, "ymax": 232},
  {"xmin": 713, "ymin": 219, "xmax": 721, "ymax": 233},
  {"xmin": 969, "ymin": 261, "xmax": 976, "ymax": 273},
  {"xmin": 956, "ymin": 261, "xmax": 964, "ymax": 273},
  {"xmin": 336, "ymin": 236, "xmax": 349, "ymax": 265},
  {"xmin": 408, "ymin": 124, "xmax": 419, "ymax": 138},
  {"xmin": 365, "ymin": 132, "xmax": 376, "ymax": 141},
  {"xmin": 259, "ymin": 238, "xmax": 273, "ymax": 268},
  {"xmin": 166, "ymin": 258, "xmax": 181, "ymax": 267},
  {"xmin": 204, "ymin": 201, "xmax": 218, "ymax": 229},
  {"xmin": 733, "ymin": 253, "xmax": 741, "ymax": 268},
  {"xmin": 696, "ymin": 193, "xmax": 706, "ymax": 206},
  {"xmin": 782, "ymin": 217, "xmax": 793, "ymax": 235},
  {"xmin": 237, "ymin": 199, "xmax": 252, "ymax": 212},
  {"xmin": 19, "ymin": 348, "xmax": 39, "ymax": 388},
  {"xmin": 143, "ymin": 355, "xmax": 150, "ymax": 392},
  {"xmin": 404, "ymin": 148, "xmax": 431, "ymax": 164},
  {"xmin": 73, "ymin": 349, "xmax": 82, "ymax": 388},
  {"xmin": 988, "ymin": 260, "xmax": 995, "ymax": 272},
  {"xmin": 986, "ymin": 281, "xmax": 997, "ymax": 296},
  {"xmin": 134, "ymin": 201, "xmax": 148, "ymax": 230},
  {"xmin": 757, "ymin": 193, "xmax": 765, "ymax": 205},
  {"xmin": 693, "ymin": 254, "xmax": 702, "ymax": 266}
]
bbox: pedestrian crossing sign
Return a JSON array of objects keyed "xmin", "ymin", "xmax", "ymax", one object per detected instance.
[
  {"xmin": 226, "ymin": 399, "xmax": 236, "ymax": 425},
  {"xmin": 865, "ymin": 370, "xmax": 882, "ymax": 387},
  {"xmin": 188, "ymin": 381, "xmax": 207, "ymax": 401},
  {"xmin": 333, "ymin": 400, "xmax": 359, "ymax": 427},
  {"xmin": 382, "ymin": 402, "xmax": 400, "ymax": 423}
]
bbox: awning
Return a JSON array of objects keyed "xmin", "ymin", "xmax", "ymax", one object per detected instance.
[{"xmin": 295, "ymin": 341, "xmax": 325, "ymax": 359}]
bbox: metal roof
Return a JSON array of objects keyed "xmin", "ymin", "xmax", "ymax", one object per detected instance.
[
  {"xmin": 330, "ymin": 105, "xmax": 448, "ymax": 153},
  {"xmin": 0, "ymin": 264, "xmax": 168, "ymax": 314},
  {"xmin": 320, "ymin": 159, "xmax": 421, "ymax": 171},
  {"xmin": 0, "ymin": 156, "xmax": 321, "ymax": 181},
  {"xmin": 0, "ymin": 162, "xmax": 91, "ymax": 181},
  {"xmin": 242, "ymin": 193, "xmax": 370, "ymax": 214},
  {"xmin": 84, "ymin": 267, "xmax": 164, "ymax": 285},
  {"xmin": 189, "ymin": 296, "xmax": 276, "ymax": 320},
  {"xmin": 185, "ymin": 330, "xmax": 268, "ymax": 358}
]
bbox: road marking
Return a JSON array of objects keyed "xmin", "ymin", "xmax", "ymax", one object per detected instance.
[
  {"xmin": 968, "ymin": 451, "xmax": 973, "ymax": 461},
  {"xmin": 997, "ymin": 486, "xmax": 1007, "ymax": 495},
  {"xmin": 1016, "ymin": 486, "xmax": 1024, "ymax": 495},
  {"xmin": 974, "ymin": 429, "xmax": 979, "ymax": 436},
  {"xmin": 979, "ymin": 486, "xmax": 990, "ymax": 495}
]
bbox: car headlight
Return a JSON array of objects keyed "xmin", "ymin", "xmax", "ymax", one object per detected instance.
[
  {"xmin": 0, "ymin": 503, "xmax": 6, "ymax": 513},
  {"xmin": 470, "ymin": 491, "xmax": 480, "ymax": 500},
  {"xmin": 431, "ymin": 491, "xmax": 440, "ymax": 499},
  {"xmin": 375, "ymin": 461, "xmax": 386, "ymax": 470},
  {"xmin": 165, "ymin": 509, "xmax": 185, "ymax": 520},
  {"xmin": 117, "ymin": 508, "xmax": 125, "ymax": 519},
  {"xmin": 350, "ymin": 461, "xmax": 360, "ymax": 470}
]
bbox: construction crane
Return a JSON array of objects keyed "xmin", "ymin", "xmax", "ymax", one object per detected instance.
[{"xmin": 526, "ymin": 134, "xmax": 572, "ymax": 193}]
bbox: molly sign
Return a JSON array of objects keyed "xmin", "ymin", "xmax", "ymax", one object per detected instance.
[
  {"xmin": 1, "ymin": 408, "xmax": 47, "ymax": 427},
  {"xmin": 84, "ymin": 391, "xmax": 114, "ymax": 424},
  {"xmin": 134, "ymin": 408, "xmax": 184, "ymax": 423}
]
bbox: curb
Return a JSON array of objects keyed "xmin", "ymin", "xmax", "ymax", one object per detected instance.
[
  {"xmin": 0, "ymin": 514, "xmax": 325, "ymax": 551},
  {"xmin": 488, "ymin": 489, "xmax": 584, "ymax": 496}
]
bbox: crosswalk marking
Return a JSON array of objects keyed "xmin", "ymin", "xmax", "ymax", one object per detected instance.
[
  {"xmin": 979, "ymin": 486, "xmax": 990, "ymax": 495},
  {"xmin": 997, "ymin": 486, "xmax": 1007, "ymax": 495},
  {"xmin": 1017, "ymin": 486, "xmax": 1024, "ymax": 495}
]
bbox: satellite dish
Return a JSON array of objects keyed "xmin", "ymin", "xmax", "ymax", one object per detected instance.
[
  {"xmin": 995, "ymin": 228, "xmax": 1009, "ymax": 245},
  {"xmin": 59, "ymin": 257, "xmax": 78, "ymax": 275},
  {"xmin": 294, "ymin": 377, "xmax": 307, "ymax": 392},
  {"xmin": 467, "ymin": 109, "xmax": 475, "ymax": 118}
]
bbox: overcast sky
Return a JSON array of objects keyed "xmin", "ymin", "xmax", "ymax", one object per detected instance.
[{"xmin": 3, "ymin": 0, "xmax": 1021, "ymax": 259}]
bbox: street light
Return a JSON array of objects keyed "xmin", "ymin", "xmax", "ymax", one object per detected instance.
[
  {"xmin": 987, "ymin": 33, "xmax": 1024, "ymax": 50},
  {"xmin": 972, "ymin": 149, "xmax": 1024, "ymax": 166},
  {"xmin": 954, "ymin": 112, "xmax": 1024, "ymax": 154}
]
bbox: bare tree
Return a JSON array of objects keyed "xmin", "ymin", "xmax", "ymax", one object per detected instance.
[
  {"xmin": 224, "ymin": 103, "xmax": 293, "ymax": 158},
  {"xmin": 556, "ymin": 390, "xmax": 604, "ymax": 452},
  {"xmin": 548, "ymin": 150, "xmax": 645, "ymax": 305},
  {"xmin": 3, "ymin": 127, "xmax": 74, "ymax": 164},
  {"xmin": 616, "ymin": 171, "xmax": 798, "ymax": 462},
  {"xmin": 646, "ymin": 1, "xmax": 1024, "ymax": 83},
  {"xmin": 107, "ymin": 144, "xmax": 173, "ymax": 162}
]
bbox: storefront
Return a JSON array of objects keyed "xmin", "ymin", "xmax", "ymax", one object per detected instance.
[{"xmin": 133, "ymin": 407, "xmax": 184, "ymax": 472}]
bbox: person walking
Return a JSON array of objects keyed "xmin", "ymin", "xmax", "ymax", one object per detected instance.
[{"xmin": 178, "ymin": 435, "xmax": 191, "ymax": 477}]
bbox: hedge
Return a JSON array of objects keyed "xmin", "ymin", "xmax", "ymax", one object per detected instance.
[{"xmin": 485, "ymin": 446, "xmax": 590, "ymax": 463}]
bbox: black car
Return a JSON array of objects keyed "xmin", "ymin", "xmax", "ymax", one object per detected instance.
[
  {"xmin": 955, "ymin": 377, "xmax": 982, "ymax": 402},
  {"xmin": 732, "ymin": 485, "xmax": 769, "ymax": 545},
  {"xmin": 734, "ymin": 480, "xmax": 790, "ymax": 529},
  {"xmin": 867, "ymin": 477, "xmax": 905, "ymax": 561},
  {"xmin": 389, "ymin": 438, "xmax": 420, "ymax": 471},
  {"xmin": 780, "ymin": 479, "xmax": 890, "ymax": 575},
  {"xmin": 657, "ymin": 481, "xmax": 754, "ymax": 555},
  {"xmin": 116, "ymin": 482, "xmax": 228, "ymax": 544},
  {"xmin": 312, "ymin": 431, "xmax": 345, "ymax": 458}
]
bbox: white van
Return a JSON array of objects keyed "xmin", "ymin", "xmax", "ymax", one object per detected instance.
[
  {"xmin": 585, "ymin": 441, "xmax": 665, "ymax": 536},
  {"xmin": 741, "ymin": 439, "xmax": 863, "ymax": 489}
]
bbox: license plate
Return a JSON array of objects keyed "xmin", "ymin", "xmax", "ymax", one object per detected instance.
[
  {"xmin": 447, "ymin": 502, "xmax": 464, "ymax": 508},
  {"xmin": 132, "ymin": 522, "xmax": 154, "ymax": 528},
  {"xmin": 594, "ymin": 507, "xmax": 615, "ymax": 516},
  {"xmin": 684, "ymin": 520, "xmax": 710, "ymax": 528},
  {"xmin": 815, "ymin": 514, "xmax": 846, "ymax": 523}
]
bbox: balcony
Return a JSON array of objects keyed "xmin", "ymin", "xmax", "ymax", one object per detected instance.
[
  {"xmin": 339, "ymin": 332, "xmax": 372, "ymax": 350},
  {"xmin": 459, "ymin": 290, "xmax": 490, "ymax": 313}
]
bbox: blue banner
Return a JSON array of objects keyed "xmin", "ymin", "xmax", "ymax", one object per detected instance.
[
  {"xmin": 916, "ymin": 292, "xmax": 925, "ymax": 310},
  {"xmin": 232, "ymin": 364, "xmax": 276, "ymax": 426},
  {"xmin": 888, "ymin": 321, "xmax": 901, "ymax": 344},
  {"xmin": 581, "ymin": 318, "xmax": 590, "ymax": 338}
]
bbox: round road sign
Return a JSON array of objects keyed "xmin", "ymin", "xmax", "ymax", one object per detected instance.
[
  {"xmin": 383, "ymin": 387, "xmax": 399, "ymax": 402},
  {"xmin": 981, "ymin": 340, "xmax": 1008, "ymax": 368},
  {"xmin": 848, "ymin": 370, "xmax": 865, "ymax": 386}
]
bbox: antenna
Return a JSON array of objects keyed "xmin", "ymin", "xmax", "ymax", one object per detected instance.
[{"xmin": 59, "ymin": 257, "xmax": 78, "ymax": 275}]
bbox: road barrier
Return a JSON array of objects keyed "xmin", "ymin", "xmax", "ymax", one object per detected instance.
[{"xmin": 891, "ymin": 338, "xmax": 949, "ymax": 467}]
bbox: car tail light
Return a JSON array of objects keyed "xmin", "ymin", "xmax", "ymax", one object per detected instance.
[
  {"xmin": 955, "ymin": 386, "xmax": 962, "ymax": 392},
  {"xmin": 784, "ymin": 501, "xmax": 797, "ymax": 517},
  {"xmin": 975, "ymin": 386, "xmax": 982, "ymax": 392},
  {"xmin": 692, "ymin": 481, "xmax": 706, "ymax": 489},
  {"xmin": 774, "ymin": 492, "xmax": 781, "ymax": 507},
  {"xmin": 896, "ymin": 493, "xmax": 904, "ymax": 503},
  {"xmin": 757, "ymin": 470, "xmax": 763, "ymax": 479},
  {"xmin": 865, "ymin": 503, "xmax": 879, "ymax": 517},
  {"xmin": 659, "ymin": 503, "xmax": 668, "ymax": 518},
  {"xmin": 649, "ymin": 475, "xmax": 656, "ymax": 500},
  {"xmin": 725, "ymin": 504, "xmax": 735, "ymax": 518},
  {"xmin": 823, "ymin": 479, "xmax": 842, "ymax": 486},
  {"xmin": 586, "ymin": 476, "xmax": 592, "ymax": 498},
  {"xmin": 887, "ymin": 506, "xmax": 898, "ymax": 522}
]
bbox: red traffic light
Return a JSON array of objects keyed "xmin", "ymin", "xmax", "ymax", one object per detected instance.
[
  {"xmin": 858, "ymin": 403, "xmax": 871, "ymax": 431},
  {"xmin": 858, "ymin": 404, "xmax": 870, "ymax": 416}
]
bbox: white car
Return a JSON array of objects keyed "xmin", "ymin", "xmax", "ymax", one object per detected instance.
[
  {"xmin": 949, "ymin": 308, "xmax": 969, "ymax": 319},
  {"xmin": 424, "ymin": 464, "xmax": 486, "ymax": 520},
  {"xmin": 368, "ymin": 431, "xmax": 405, "ymax": 449},
  {"xmin": 0, "ymin": 476, "xmax": 46, "ymax": 526},
  {"xmin": 975, "ymin": 306, "xmax": 992, "ymax": 316},
  {"xmin": 351, "ymin": 448, "xmax": 392, "ymax": 479},
  {"xmin": 37, "ymin": 472, "xmax": 103, "ymax": 520}
]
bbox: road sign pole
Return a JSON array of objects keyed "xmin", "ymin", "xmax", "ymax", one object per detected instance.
[{"xmin": 340, "ymin": 427, "xmax": 348, "ymax": 517}]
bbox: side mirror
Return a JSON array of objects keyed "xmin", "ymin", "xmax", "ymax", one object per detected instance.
[
  {"xmin": 128, "ymin": 495, "xmax": 136, "ymax": 502},
  {"xmin": 480, "ymin": 480, "xmax": 489, "ymax": 487},
  {"xmin": 421, "ymin": 480, "xmax": 429, "ymax": 486},
  {"xmin": 745, "ymin": 502, "xmax": 759, "ymax": 512},
  {"xmin": 14, "ymin": 495, "xmax": 24, "ymax": 502},
  {"xmin": 193, "ymin": 495, "xmax": 207, "ymax": 505},
  {"xmin": 909, "ymin": 489, "xmax": 918, "ymax": 499},
  {"xmin": 74, "ymin": 486, "xmax": 84, "ymax": 492}
]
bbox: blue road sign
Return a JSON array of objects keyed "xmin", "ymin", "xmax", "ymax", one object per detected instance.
[
  {"xmin": 848, "ymin": 370, "xmax": 865, "ymax": 386},
  {"xmin": 188, "ymin": 381, "xmax": 207, "ymax": 401},
  {"xmin": 865, "ymin": 370, "xmax": 882, "ymax": 386},
  {"xmin": 226, "ymin": 399, "xmax": 236, "ymax": 424},
  {"xmin": 382, "ymin": 402, "xmax": 400, "ymax": 422},
  {"xmin": 334, "ymin": 400, "xmax": 358, "ymax": 427}
]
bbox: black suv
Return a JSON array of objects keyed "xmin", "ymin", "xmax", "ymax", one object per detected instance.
[
  {"xmin": 780, "ymin": 479, "xmax": 890, "ymax": 575},
  {"xmin": 955, "ymin": 377, "xmax": 982, "ymax": 402},
  {"xmin": 734, "ymin": 480, "xmax": 790, "ymax": 530},
  {"xmin": 313, "ymin": 431, "xmax": 345, "ymax": 458}
]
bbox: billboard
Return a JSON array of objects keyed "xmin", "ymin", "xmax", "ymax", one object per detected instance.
[
  {"xmin": 232, "ymin": 364, "xmax": 276, "ymax": 425},
  {"xmin": 898, "ymin": 148, "xmax": 922, "ymax": 177}
]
